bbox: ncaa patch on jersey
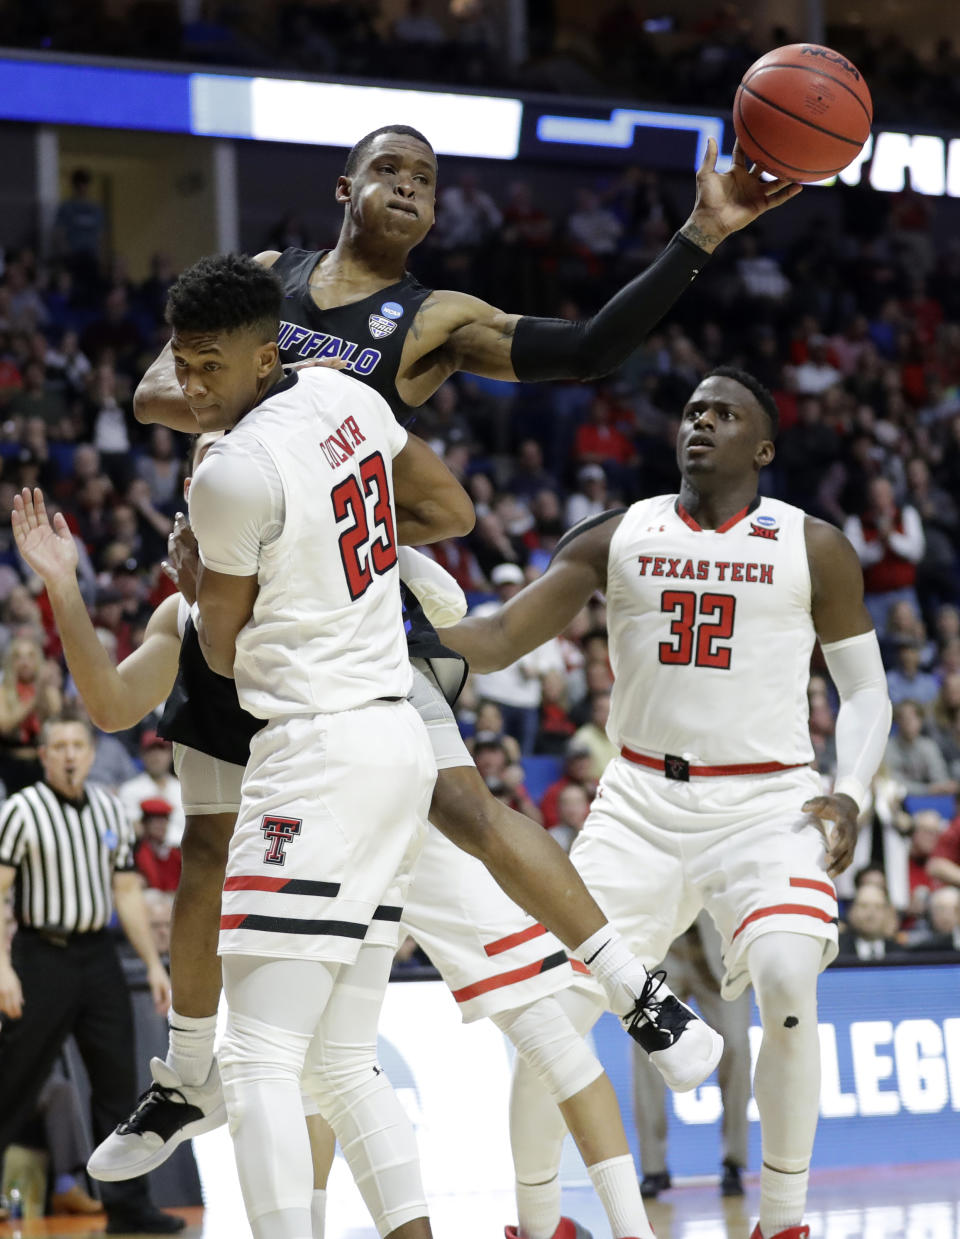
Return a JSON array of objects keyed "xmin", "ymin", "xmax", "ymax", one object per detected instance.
[
  {"xmin": 380, "ymin": 301, "xmax": 404, "ymax": 319},
  {"xmin": 368, "ymin": 313, "xmax": 397, "ymax": 340}
]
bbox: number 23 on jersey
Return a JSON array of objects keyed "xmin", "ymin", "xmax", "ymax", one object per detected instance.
[{"xmin": 331, "ymin": 451, "xmax": 398, "ymax": 600}]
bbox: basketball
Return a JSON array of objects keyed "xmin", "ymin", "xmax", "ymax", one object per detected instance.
[{"xmin": 733, "ymin": 43, "xmax": 873, "ymax": 182}]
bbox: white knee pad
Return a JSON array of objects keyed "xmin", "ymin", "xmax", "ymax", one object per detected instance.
[
  {"xmin": 748, "ymin": 933, "xmax": 821, "ymax": 1029},
  {"xmin": 302, "ymin": 1042, "xmax": 426, "ymax": 1238},
  {"xmin": 493, "ymin": 994, "xmax": 603, "ymax": 1105},
  {"xmin": 220, "ymin": 1012, "xmax": 314, "ymax": 1106}
]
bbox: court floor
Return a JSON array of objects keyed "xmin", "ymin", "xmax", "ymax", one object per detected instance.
[{"xmin": 3, "ymin": 1161, "xmax": 959, "ymax": 1239}]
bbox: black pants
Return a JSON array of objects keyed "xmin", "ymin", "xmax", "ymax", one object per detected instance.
[{"xmin": 0, "ymin": 929, "xmax": 152, "ymax": 1216}]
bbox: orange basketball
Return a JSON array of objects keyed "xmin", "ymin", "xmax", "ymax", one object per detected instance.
[{"xmin": 733, "ymin": 44, "xmax": 873, "ymax": 182}]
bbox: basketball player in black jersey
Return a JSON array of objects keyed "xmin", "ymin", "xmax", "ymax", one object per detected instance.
[{"xmin": 120, "ymin": 127, "xmax": 801, "ymax": 1168}]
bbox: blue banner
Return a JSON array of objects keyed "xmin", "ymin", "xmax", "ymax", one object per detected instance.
[{"xmin": 592, "ymin": 962, "xmax": 960, "ymax": 1174}]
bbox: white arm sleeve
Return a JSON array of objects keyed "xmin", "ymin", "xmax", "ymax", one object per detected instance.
[
  {"xmin": 822, "ymin": 630, "xmax": 893, "ymax": 812},
  {"xmin": 189, "ymin": 442, "xmax": 284, "ymax": 576},
  {"xmin": 397, "ymin": 546, "xmax": 467, "ymax": 626}
]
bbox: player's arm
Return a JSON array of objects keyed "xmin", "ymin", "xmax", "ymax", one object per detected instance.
[
  {"xmin": 437, "ymin": 513, "xmax": 620, "ymax": 671},
  {"xmin": 189, "ymin": 445, "xmax": 266, "ymax": 678},
  {"xmin": 11, "ymin": 489, "xmax": 182, "ymax": 729},
  {"xmin": 805, "ymin": 517, "xmax": 893, "ymax": 876},
  {"xmin": 436, "ymin": 139, "xmax": 801, "ymax": 384},
  {"xmin": 392, "ymin": 432, "xmax": 475, "ymax": 545}
]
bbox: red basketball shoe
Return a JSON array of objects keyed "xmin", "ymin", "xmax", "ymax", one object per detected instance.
[
  {"xmin": 750, "ymin": 1225, "xmax": 810, "ymax": 1239},
  {"xmin": 505, "ymin": 1218, "xmax": 593, "ymax": 1239}
]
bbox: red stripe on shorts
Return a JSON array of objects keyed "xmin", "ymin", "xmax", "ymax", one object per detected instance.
[
  {"xmin": 223, "ymin": 876, "xmax": 288, "ymax": 892},
  {"xmin": 484, "ymin": 923, "xmax": 547, "ymax": 957},
  {"xmin": 731, "ymin": 903, "xmax": 835, "ymax": 942},
  {"xmin": 789, "ymin": 877, "xmax": 836, "ymax": 900},
  {"xmin": 220, "ymin": 914, "xmax": 247, "ymax": 929},
  {"xmin": 452, "ymin": 957, "xmax": 562, "ymax": 1003}
]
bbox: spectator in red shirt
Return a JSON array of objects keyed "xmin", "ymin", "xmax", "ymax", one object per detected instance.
[
  {"xmin": 928, "ymin": 812, "xmax": 960, "ymax": 891},
  {"xmin": 133, "ymin": 798, "xmax": 182, "ymax": 892},
  {"xmin": 572, "ymin": 391, "xmax": 637, "ymax": 472},
  {"xmin": 904, "ymin": 808, "xmax": 946, "ymax": 926},
  {"xmin": 540, "ymin": 738, "xmax": 598, "ymax": 829}
]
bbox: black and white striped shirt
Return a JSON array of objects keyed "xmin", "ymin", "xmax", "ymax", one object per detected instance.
[{"xmin": 0, "ymin": 782, "xmax": 135, "ymax": 934}]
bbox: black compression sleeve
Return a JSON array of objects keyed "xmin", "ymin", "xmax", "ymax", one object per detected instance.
[{"xmin": 510, "ymin": 231, "xmax": 710, "ymax": 383}]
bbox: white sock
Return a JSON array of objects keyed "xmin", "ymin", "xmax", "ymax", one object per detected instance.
[
  {"xmin": 573, "ymin": 926, "xmax": 650, "ymax": 1017},
  {"xmin": 516, "ymin": 1175, "xmax": 561, "ymax": 1239},
  {"xmin": 587, "ymin": 1155, "xmax": 655, "ymax": 1239},
  {"xmin": 310, "ymin": 1188, "xmax": 326, "ymax": 1239},
  {"xmin": 759, "ymin": 1164, "xmax": 809, "ymax": 1237},
  {"xmin": 166, "ymin": 1009, "xmax": 218, "ymax": 1086}
]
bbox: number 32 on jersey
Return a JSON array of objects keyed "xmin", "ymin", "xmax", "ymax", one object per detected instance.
[
  {"xmin": 659, "ymin": 590, "xmax": 736, "ymax": 669},
  {"xmin": 331, "ymin": 450, "xmax": 397, "ymax": 600}
]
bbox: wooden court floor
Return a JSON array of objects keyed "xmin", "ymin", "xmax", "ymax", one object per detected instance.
[{"xmin": 3, "ymin": 1161, "xmax": 959, "ymax": 1239}]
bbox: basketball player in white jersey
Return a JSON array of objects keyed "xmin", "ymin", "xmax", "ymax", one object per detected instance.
[
  {"xmin": 166, "ymin": 252, "xmax": 448, "ymax": 1239},
  {"xmin": 437, "ymin": 367, "xmax": 893, "ymax": 1239},
  {"xmin": 13, "ymin": 432, "xmax": 661, "ymax": 1239}
]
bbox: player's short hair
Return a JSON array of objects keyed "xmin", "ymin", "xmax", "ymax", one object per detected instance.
[
  {"xmin": 705, "ymin": 365, "xmax": 779, "ymax": 439},
  {"xmin": 165, "ymin": 253, "xmax": 282, "ymax": 342},
  {"xmin": 344, "ymin": 125, "xmax": 436, "ymax": 177}
]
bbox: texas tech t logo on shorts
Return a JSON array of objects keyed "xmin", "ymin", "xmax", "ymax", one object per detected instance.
[{"xmin": 260, "ymin": 815, "xmax": 302, "ymax": 865}]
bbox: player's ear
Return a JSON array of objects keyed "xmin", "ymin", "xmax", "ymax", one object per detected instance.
[
  {"xmin": 335, "ymin": 174, "xmax": 351, "ymax": 205},
  {"xmin": 258, "ymin": 341, "xmax": 278, "ymax": 378},
  {"xmin": 756, "ymin": 439, "xmax": 775, "ymax": 470}
]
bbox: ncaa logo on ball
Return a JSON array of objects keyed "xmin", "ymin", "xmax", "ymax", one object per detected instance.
[
  {"xmin": 368, "ymin": 313, "xmax": 397, "ymax": 340},
  {"xmin": 380, "ymin": 301, "xmax": 404, "ymax": 319}
]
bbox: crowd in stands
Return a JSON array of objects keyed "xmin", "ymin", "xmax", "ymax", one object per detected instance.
[
  {"xmin": 0, "ymin": 0, "xmax": 958, "ymax": 129},
  {"xmin": 0, "ymin": 144, "xmax": 959, "ymax": 959}
]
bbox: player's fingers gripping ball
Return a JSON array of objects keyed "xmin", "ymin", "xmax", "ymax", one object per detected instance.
[{"xmin": 733, "ymin": 43, "xmax": 872, "ymax": 182}]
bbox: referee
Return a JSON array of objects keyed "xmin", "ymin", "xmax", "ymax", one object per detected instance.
[{"xmin": 0, "ymin": 713, "xmax": 185, "ymax": 1235}]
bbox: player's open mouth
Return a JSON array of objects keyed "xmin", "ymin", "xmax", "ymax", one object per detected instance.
[{"xmin": 687, "ymin": 436, "xmax": 714, "ymax": 451}]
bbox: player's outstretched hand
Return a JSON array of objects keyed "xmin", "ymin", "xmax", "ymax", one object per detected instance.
[
  {"xmin": 11, "ymin": 487, "xmax": 78, "ymax": 585},
  {"xmin": 803, "ymin": 792, "xmax": 860, "ymax": 878},
  {"xmin": 684, "ymin": 137, "xmax": 803, "ymax": 250},
  {"xmin": 162, "ymin": 512, "xmax": 200, "ymax": 605}
]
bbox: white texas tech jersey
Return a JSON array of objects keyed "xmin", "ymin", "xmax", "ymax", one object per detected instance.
[
  {"xmin": 605, "ymin": 494, "xmax": 816, "ymax": 767},
  {"xmin": 216, "ymin": 367, "xmax": 411, "ymax": 719}
]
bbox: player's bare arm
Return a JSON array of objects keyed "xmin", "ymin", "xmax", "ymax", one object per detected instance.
[
  {"xmin": 11, "ymin": 488, "xmax": 182, "ymax": 730},
  {"xmin": 400, "ymin": 140, "xmax": 801, "ymax": 400},
  {"xmin": 803, "ymin": 516, "xmax": 893, "ymax": 877},
  {"xmin": 195, "ymin": 566, "xmax": 258, "ymax": 679},
  {"xmin": 438, "ymin": 512, "xmax": 621, "ymax": 671},
  {"xmin": 393, "ymin": 432, "xmax": 476, "ymax": 544}
]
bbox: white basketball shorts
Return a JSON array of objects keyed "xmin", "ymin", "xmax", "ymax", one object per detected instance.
[
  {"xmin": 173, "ymin": 742, "xmax": 245, "ymax": 816},
  {"xmin": 570, "ymin": 757, "xmax": 839, "ymax": 1000},
  {"xmin": 219, "ymin": 700, "xmax": 436, "ymax": 965},
  {"xmin": 404, "ymin": 658, "xmax": 594, "ymax": 1019}
]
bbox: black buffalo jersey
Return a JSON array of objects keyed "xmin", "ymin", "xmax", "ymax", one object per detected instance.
[
  {"xmin": 158, "ymin": 616, "xmax": 262, "ymax": 765},
  {"xmin": 271, "ymin": 247, "xmax": 433, "ymax": 423}
]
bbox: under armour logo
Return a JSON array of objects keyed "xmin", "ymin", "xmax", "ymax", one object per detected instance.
[{"xmin": 260, "ymin": 815, "xmax": 302, "ymax": 865}]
